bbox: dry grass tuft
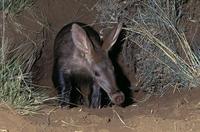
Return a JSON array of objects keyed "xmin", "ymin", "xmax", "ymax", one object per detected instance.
[
  {"xmin": 0, "ymin": 0, "xmax": 50, "ymax": 115},
  {"xmin": 0, "ymin": 0, "xmax": 34, "ymax": 15},
  {"xmin": 96, "ymin": 0, "xmax": 200, "ymax": 95}
]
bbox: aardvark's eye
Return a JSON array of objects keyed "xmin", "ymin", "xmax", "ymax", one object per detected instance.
[{"xmin": 94, "ymin": 70, "xmax": 100, "ymax": 77}]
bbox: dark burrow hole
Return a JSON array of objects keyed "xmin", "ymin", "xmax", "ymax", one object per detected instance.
[{"xmin": 108, "ymin": 25, "xmax": 134, "ymax": 107}]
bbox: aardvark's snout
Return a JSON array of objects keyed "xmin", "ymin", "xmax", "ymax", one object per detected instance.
[{"xmin": 110, "ymin": 91, "xmax": 125, "ymax": 105}]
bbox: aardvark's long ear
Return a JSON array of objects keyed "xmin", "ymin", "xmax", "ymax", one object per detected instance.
[
  {"xmin": 71, "ymin": 23, "xmax": 94, "ymax": 57},
  {"xmin": 102, "ymin": 22, "xmax": 123, "ymax": 52}
]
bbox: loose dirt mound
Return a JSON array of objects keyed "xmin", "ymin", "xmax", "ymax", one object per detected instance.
[{"xmin": 0, "ymin": 88, "xmax": 200, "ymax": 132}]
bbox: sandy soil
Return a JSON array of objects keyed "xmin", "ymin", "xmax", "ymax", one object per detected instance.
[{"xmin": 0, "ymin": 88, "xmax": 200, "ymax": 132}]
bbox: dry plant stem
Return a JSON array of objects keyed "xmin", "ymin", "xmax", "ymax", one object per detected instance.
[
  {"xmin": 1, "ymin": 0, "xmax": 5, "ymax": 64},
  {"xmin": 113, "ymin": 109, "xmax": 135, "ymax": 130},
  {"xmin": 61, "ymin": 120, "xmax": 83, "ymax": 128},
  {"xmin": 46, "ymin": 107, "xmax": 59, "ymax": 126},
  {"xmin": 61, "ymin": 120, "xmax": 97, "ymax": 128}
]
